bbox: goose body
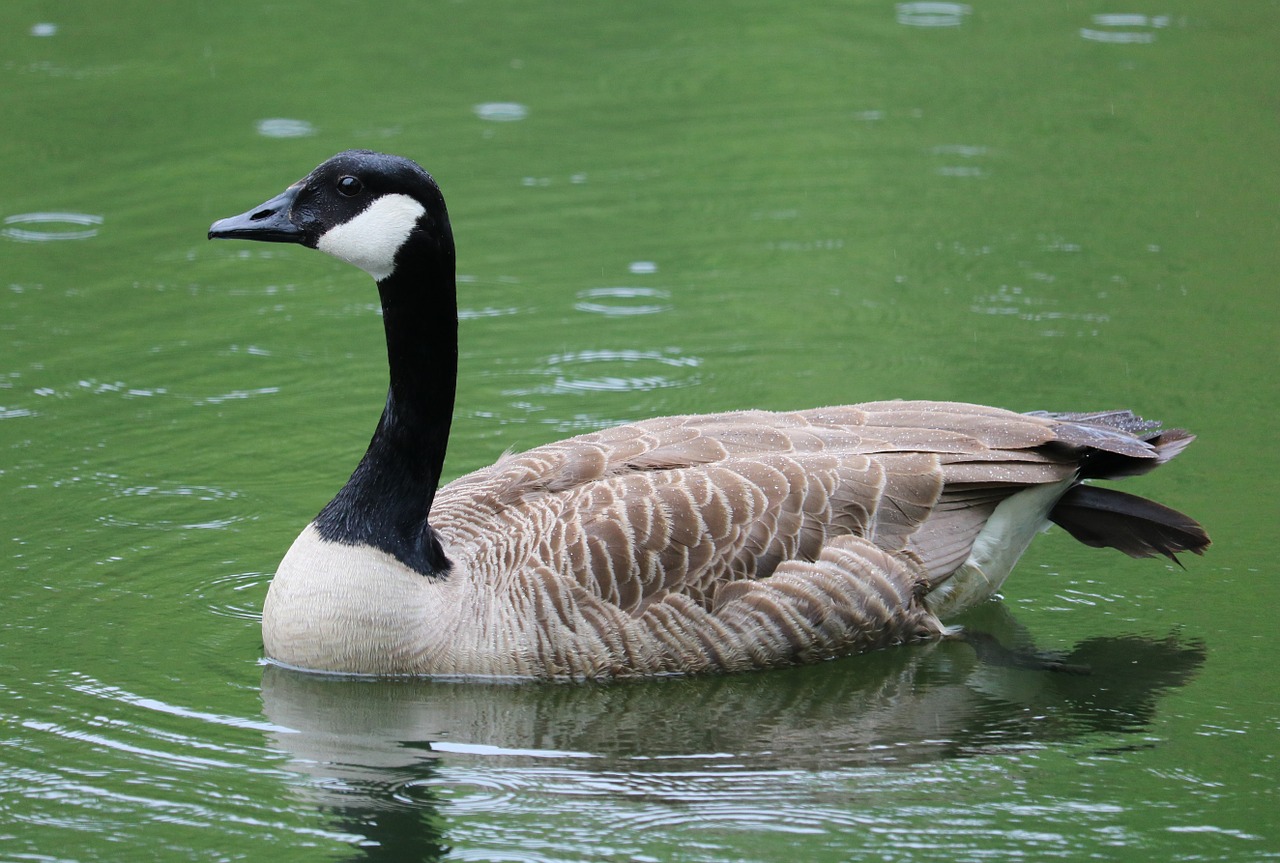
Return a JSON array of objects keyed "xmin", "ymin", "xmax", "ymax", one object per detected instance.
[{"xmin": 209, "ymin": 150, "xmax": 1209, "ymax": 679}]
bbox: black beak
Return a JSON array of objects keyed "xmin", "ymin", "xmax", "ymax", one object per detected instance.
[{"xmin": 208, "ymin": 183, "xmax": 307, "ymax": 243}]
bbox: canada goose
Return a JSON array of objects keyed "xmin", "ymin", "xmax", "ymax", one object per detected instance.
[{"xmin": 209, "ymin": 150, "xmax": 1209, "ymax": 679}]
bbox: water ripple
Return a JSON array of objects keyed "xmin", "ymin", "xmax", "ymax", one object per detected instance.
[
  {"xmin": 474, "ymin": 102, "xmax": 529, "ymax": 122},
  {"xmin": 1081, "ymin": 14, "xmax": 1170, "ymax": 43},
  {"xmin": 536, "ymin": 349, "xmax": 701, "ymax": 395},
  {"xmin": 96, "ymin": 479, "xmax": 247, "ymax": 532},
  {"xmin": 449, "ymin": 850, "xmax": 564, "ymax": 863},
  {"xmin": 431, "ymin": 741, "xmax": 596, "ymax": 760},
  {"xmin": 194, "ymin": 570, "xmax": 268, "ymax": 620},
  {"xmin": 22, "ymin": 718, "xmax": 248, "ymax": 772},
  {"xmin": 404, "ymin": 773, "xmax": 520, "ymax": 814},
  {"xmin": 458, "ymin": 764, "xmax": 879, "ymax": 835},
  {"xmin": 116, "ymin": 482, "xmax": 240, "ymax": 501},
  {"xmin": 21, "ymin": 61, "xmax": 121, "ymax": 80},
  {"xmin": 459, "ymin": 305, "xmax": 520, "ymax": 320},
  {"xmin": 457, "ymin": 274, "xmax": 525, "ymax": 319},
  {"xmin": 77, "ymin": 379, "xmax": 168, "ymax": 398},
  {"xmin": 574, "ymin": 286, "xmax": 672, "ymax": 317},
  {"xmin": 932, "ymin": 144, "xmax": 989, "ymax": 178},
  {"xmin": 3, "ymin": 212, "xmax": 102, "ymax": 242},
  {"xmin": 255, "ymin": 118, "xmax": 315, "ymax": 138},
  {"xmin": 69, "ymin": 673, "xmax": 286, "ymax": 735},
  {"xmin": 969, "ymin": 284, "xmax": 1110, "ymax": 336},
  {"xmin": 192, "ymin": 386, "xmax": 280, "ymax": 406},
  {"xmin": 896, "ymin": 2, "xmax": 971, "ymax": 27}
]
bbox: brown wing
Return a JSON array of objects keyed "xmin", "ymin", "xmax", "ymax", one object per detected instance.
[{"xmin": 434, "ymin": 401, "xmax": 1081, "ymax": 615}]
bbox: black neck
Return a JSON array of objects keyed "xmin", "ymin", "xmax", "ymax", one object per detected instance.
[{"xmin": 312, "ymin": 238, "xmax": 457, "ymax": 577}]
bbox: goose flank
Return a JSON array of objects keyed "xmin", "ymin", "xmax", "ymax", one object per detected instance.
[{"xmin": 208, "ymin": 150, "xmax": 1209, "ymax": 679}]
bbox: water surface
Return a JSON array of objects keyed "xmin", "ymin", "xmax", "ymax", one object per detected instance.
[{"xmin": 2, "ymin": 1, "xmax": 1276, "ymax": 860}]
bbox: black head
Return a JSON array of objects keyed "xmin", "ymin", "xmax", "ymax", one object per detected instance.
[{"xmin": 209, "ymin": 150, "xmax": 452, "ymax": 282}]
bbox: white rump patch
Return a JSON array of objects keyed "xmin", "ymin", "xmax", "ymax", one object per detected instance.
[
  {"xmin": 925, "ymin": 477, "xmax": 1072, "ymax": 619},
  {"xmin": 316, "ymin": 193, "xmax": 426, "ymax": 281}
]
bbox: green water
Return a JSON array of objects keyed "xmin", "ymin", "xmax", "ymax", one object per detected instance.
[{"xmin": 3, "ymin": 1, "xmax": 1277, "ymax": 860}]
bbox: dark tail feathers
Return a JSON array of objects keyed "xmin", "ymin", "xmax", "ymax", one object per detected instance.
[
  {"xmin": 1034, "ymin": 409, "xmax": 1198, "ymax": 480},
  {"xmin": 1049, "ymin": 484, "xmax": 1210, "ymax": 564}
]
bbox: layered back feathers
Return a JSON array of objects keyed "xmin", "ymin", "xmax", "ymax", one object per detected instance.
[{"xmin": 403, "ymin": 401, "xmax": 1206, "ymax": 678}]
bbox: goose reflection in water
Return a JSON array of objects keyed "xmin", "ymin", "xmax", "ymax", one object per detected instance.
[{"xmin": 258, "ymin": 611, "xmax": 1204, "ymax": 862}]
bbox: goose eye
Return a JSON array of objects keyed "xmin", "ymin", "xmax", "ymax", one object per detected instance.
[{"xmin": 336, "ymin": 175, "xmax": 363, "ymax": 197}]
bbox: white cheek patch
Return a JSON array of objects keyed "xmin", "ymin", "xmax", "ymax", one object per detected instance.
[{"xmin": 316, "ymin": 193, "xmax": 426, "ymax": 282}]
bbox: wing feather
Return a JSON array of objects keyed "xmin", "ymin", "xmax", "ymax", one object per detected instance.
[{"xmin": 429, "ymin": 400, "xmax": 1189, "ymax": 642}]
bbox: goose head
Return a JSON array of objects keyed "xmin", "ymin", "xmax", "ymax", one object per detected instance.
[
  {"xmin": 208, "ymin": 149, "xmax": 452, "ymax": 283},
  {"xmin": 209, "ymin": 151, "xmax": 459, "ymax": 581}
]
